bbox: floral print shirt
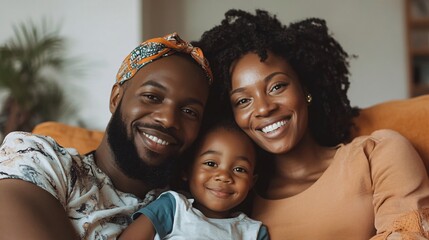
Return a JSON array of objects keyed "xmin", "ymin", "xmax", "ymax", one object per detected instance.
[{"xmin": 0, "ymin": 132, "xmax": 162, "ymax": 239}]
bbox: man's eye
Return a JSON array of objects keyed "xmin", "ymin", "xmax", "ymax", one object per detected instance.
[{"xmin": 143, "ymin": 94, "xmax": 161, "ymax": 102}]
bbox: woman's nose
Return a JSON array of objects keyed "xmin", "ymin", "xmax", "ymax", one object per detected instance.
[{"xmin": 254, "ymin": 96, "xmax": 276, "ymax": 117}]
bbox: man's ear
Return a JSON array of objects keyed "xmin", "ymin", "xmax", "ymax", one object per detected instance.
[{"xmin": 109, "ymin": 83, "xmax": 122, "ymax": 113}]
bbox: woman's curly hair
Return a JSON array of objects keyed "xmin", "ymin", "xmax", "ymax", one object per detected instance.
[{"xmin": 194, "ymin": 9, "xmax": 360, "ymax": 146}]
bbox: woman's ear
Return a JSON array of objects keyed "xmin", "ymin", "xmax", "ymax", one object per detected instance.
[
  {"xmin": 302, "ymin": 88, "xmax": 312, "ymax": 105},
  {"xmin": 109, "ymin": 83, "xmax": 122, "ymax": 113}
]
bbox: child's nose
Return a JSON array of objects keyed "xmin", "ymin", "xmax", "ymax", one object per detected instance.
[{"xmin": 214, "ymin": 170, "xmax": 233, "ymax": 183}]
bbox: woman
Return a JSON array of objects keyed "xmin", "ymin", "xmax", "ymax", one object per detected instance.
[{"xmin": 195, "ymin": 9, "xmax": 429, "ymax": 239}]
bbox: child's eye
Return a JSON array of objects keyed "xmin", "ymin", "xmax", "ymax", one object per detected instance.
[
  {"xmin": 233, "ymin": 167, "xmax": 247, "ymax": 173},
  {"xmin": 203, "ymin": 161, "xmax": 217, "ymax": 167},
  {"xmin": 182, "ymin": 108, "xmax": 199, "ymax": 119}
]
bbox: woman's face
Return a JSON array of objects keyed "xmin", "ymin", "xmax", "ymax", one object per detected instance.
[{"xmin": 229, "ymin": 52, "xmax": 309, "ymax": 154}]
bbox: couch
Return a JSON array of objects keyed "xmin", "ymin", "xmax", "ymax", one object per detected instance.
[{"xmin": 32, "ymin": 94, "xmax": 429, "ymax": 175}]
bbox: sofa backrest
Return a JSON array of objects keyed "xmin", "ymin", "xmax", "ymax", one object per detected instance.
[
  {"xmin": 32, "ymin": 121, "xmax": 104, "ymax": 154},
  {"xmin": 351, "ymin": 94, "xmax": 429, "ymax": 175},
  {"xmin": 32, "ymin": 94, "xmax": 429, "ymax": 175}
]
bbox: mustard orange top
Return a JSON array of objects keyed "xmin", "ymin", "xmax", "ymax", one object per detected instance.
[{"xmin": 252, "ymin": 129, "xmax": 429, "ymax": 240}]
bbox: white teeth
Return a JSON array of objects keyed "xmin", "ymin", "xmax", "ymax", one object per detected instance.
[
  {"xmin": 143, "ymin": 133, "xmax": 170, "ymax": 146},
  {"xmin": 261, "ymin": 120, "xmax": 287, "ymax": 133}
]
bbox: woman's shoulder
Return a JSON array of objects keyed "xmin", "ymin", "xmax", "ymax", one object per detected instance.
[
  {"xmin": 345, "ymin": 129, "xmax": 421, "ymax": 166},
  {"xmin": 368, "ymin": 128, "xmax": 408, "ymax": 139},
  {"xmin": 336, "ymin": 129, "xmax": 417, "ymax": 166},
  {"xmin": 349, "ymin": 129, "xmax": 411, "ymax": 148}
]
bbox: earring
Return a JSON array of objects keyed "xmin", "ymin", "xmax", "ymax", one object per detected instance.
[{"xmin": 306, "ymin": 94, "xmax": 312, "ymax": 103}]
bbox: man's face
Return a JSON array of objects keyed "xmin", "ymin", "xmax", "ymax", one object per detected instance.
[{"xmin": 107, "ymin": 54, "xmax": 210, "ymax": 186}]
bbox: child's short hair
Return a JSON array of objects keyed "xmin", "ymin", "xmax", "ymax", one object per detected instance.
[{"xmin": 171, "ymin": 118, "xmax": 267, "ymax": 191}]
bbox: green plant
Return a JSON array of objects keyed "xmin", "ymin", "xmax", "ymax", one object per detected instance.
[{"xmin": 0, "ymin": 20, "xmax": 78, "ymax": 139}]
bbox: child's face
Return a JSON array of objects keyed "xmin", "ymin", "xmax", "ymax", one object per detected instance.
[{"xmin": 187, "ymin": 128, "xmax": 257, "ymax": 218}]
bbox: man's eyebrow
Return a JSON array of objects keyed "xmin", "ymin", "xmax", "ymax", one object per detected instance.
[
  {"xmin": 230, "ymin": 71, "xmax": 290, "ymax": 95},
  {"xmin": 140, "ymin": 80, "xmax": 167, "ymax": 91},
  {"xmin": 141, "ymin": 80, "xmax": 205, "ymax": 107}
]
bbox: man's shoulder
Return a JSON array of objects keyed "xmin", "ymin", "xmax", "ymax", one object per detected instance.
[
  {"xmin": 1, "ymin": 131, "xmax": 80, "ymax": 156},
  {"xmin": 4, "ymin": 131, "xmax": 61, "ymax": 146},
  {"xmin": 0, "ymin": 131, "xmax": 87, "ymax": 186}
]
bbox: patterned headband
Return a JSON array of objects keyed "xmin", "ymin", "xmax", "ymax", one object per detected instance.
[{"xmin": 116, "ymin": 32, "xmax": 213, "ymax": 85}]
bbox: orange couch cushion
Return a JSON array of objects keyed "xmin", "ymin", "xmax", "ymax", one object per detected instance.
[
  {"xmin": 351, "ymin": 94, "xmax": 429, "ymax": 175},
  {"xmin": 31, "ymin": 95, "xmax": 429, "ymax": 175},
  {"xmin": 32, "ymin": 121, "xmax": 104, "ymax": 154}
]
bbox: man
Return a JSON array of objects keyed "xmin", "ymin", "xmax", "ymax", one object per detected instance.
[{"xmin": 0, "ymin": 33, "xmax": 213, "ymax": 239}]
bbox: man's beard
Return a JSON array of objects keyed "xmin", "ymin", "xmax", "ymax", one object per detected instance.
[{"xmin": 106, "ymin": 103, "xmax": 177, "ymax": 189}]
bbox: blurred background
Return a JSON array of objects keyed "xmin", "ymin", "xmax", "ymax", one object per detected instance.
[{"xmin": 0, "ymin": 0, "xmax": 420, "ymax": 136}]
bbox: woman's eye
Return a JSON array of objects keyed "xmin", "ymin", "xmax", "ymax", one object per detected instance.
[{"xmin": 270, "ymin": 83, "xmax": 288, "ymax": 93}]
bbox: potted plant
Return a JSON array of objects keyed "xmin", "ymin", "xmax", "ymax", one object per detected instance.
[{"xmin": 0, "ymin": 20, "xmax": 78, "ymax": 140}]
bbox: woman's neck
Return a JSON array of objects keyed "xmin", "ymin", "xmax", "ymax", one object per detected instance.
[{"xmin": 263, "ymin": 133, "xmax": 338, "ymax": 199}]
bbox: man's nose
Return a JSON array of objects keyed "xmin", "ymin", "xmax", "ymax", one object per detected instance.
[{"xmin": 153, "ymin": 104, "xmax": 180, "ymax": 129}]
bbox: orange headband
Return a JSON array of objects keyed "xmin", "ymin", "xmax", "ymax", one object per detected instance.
[{"xmin": 116, "ymin": 32, "xmax": 213, "ymax": 85}]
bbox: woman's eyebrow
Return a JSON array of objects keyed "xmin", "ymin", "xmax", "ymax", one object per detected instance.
[{"xmin": 230, "ymin": 71, "xmax": 290, "ymax": 95}]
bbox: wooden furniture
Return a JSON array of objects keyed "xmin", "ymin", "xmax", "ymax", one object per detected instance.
[{"xmin": 405, "ymin": 0, "xmax": 429, "ymax": 96}]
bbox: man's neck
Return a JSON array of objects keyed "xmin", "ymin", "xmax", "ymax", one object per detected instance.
[{"xmin": 94, "ymin": 136, "xmax": 151, "ymax": 199}]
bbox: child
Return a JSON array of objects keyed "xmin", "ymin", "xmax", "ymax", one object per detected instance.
[{"xmin": 119, "ymin": 120, "xmax": 269, "ymax": 240}]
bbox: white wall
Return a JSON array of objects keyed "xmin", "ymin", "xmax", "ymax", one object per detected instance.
[
  {"xmin": 143, "ymin": 0, "xmax": 408, "ymax": 108},
  {"xmin": 0, "ymin": 0, "xmax": 141, "ymax": 130},
  {"xmin": 0, "ymin": 0, "xmax": 407, "ymax": 130}
]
